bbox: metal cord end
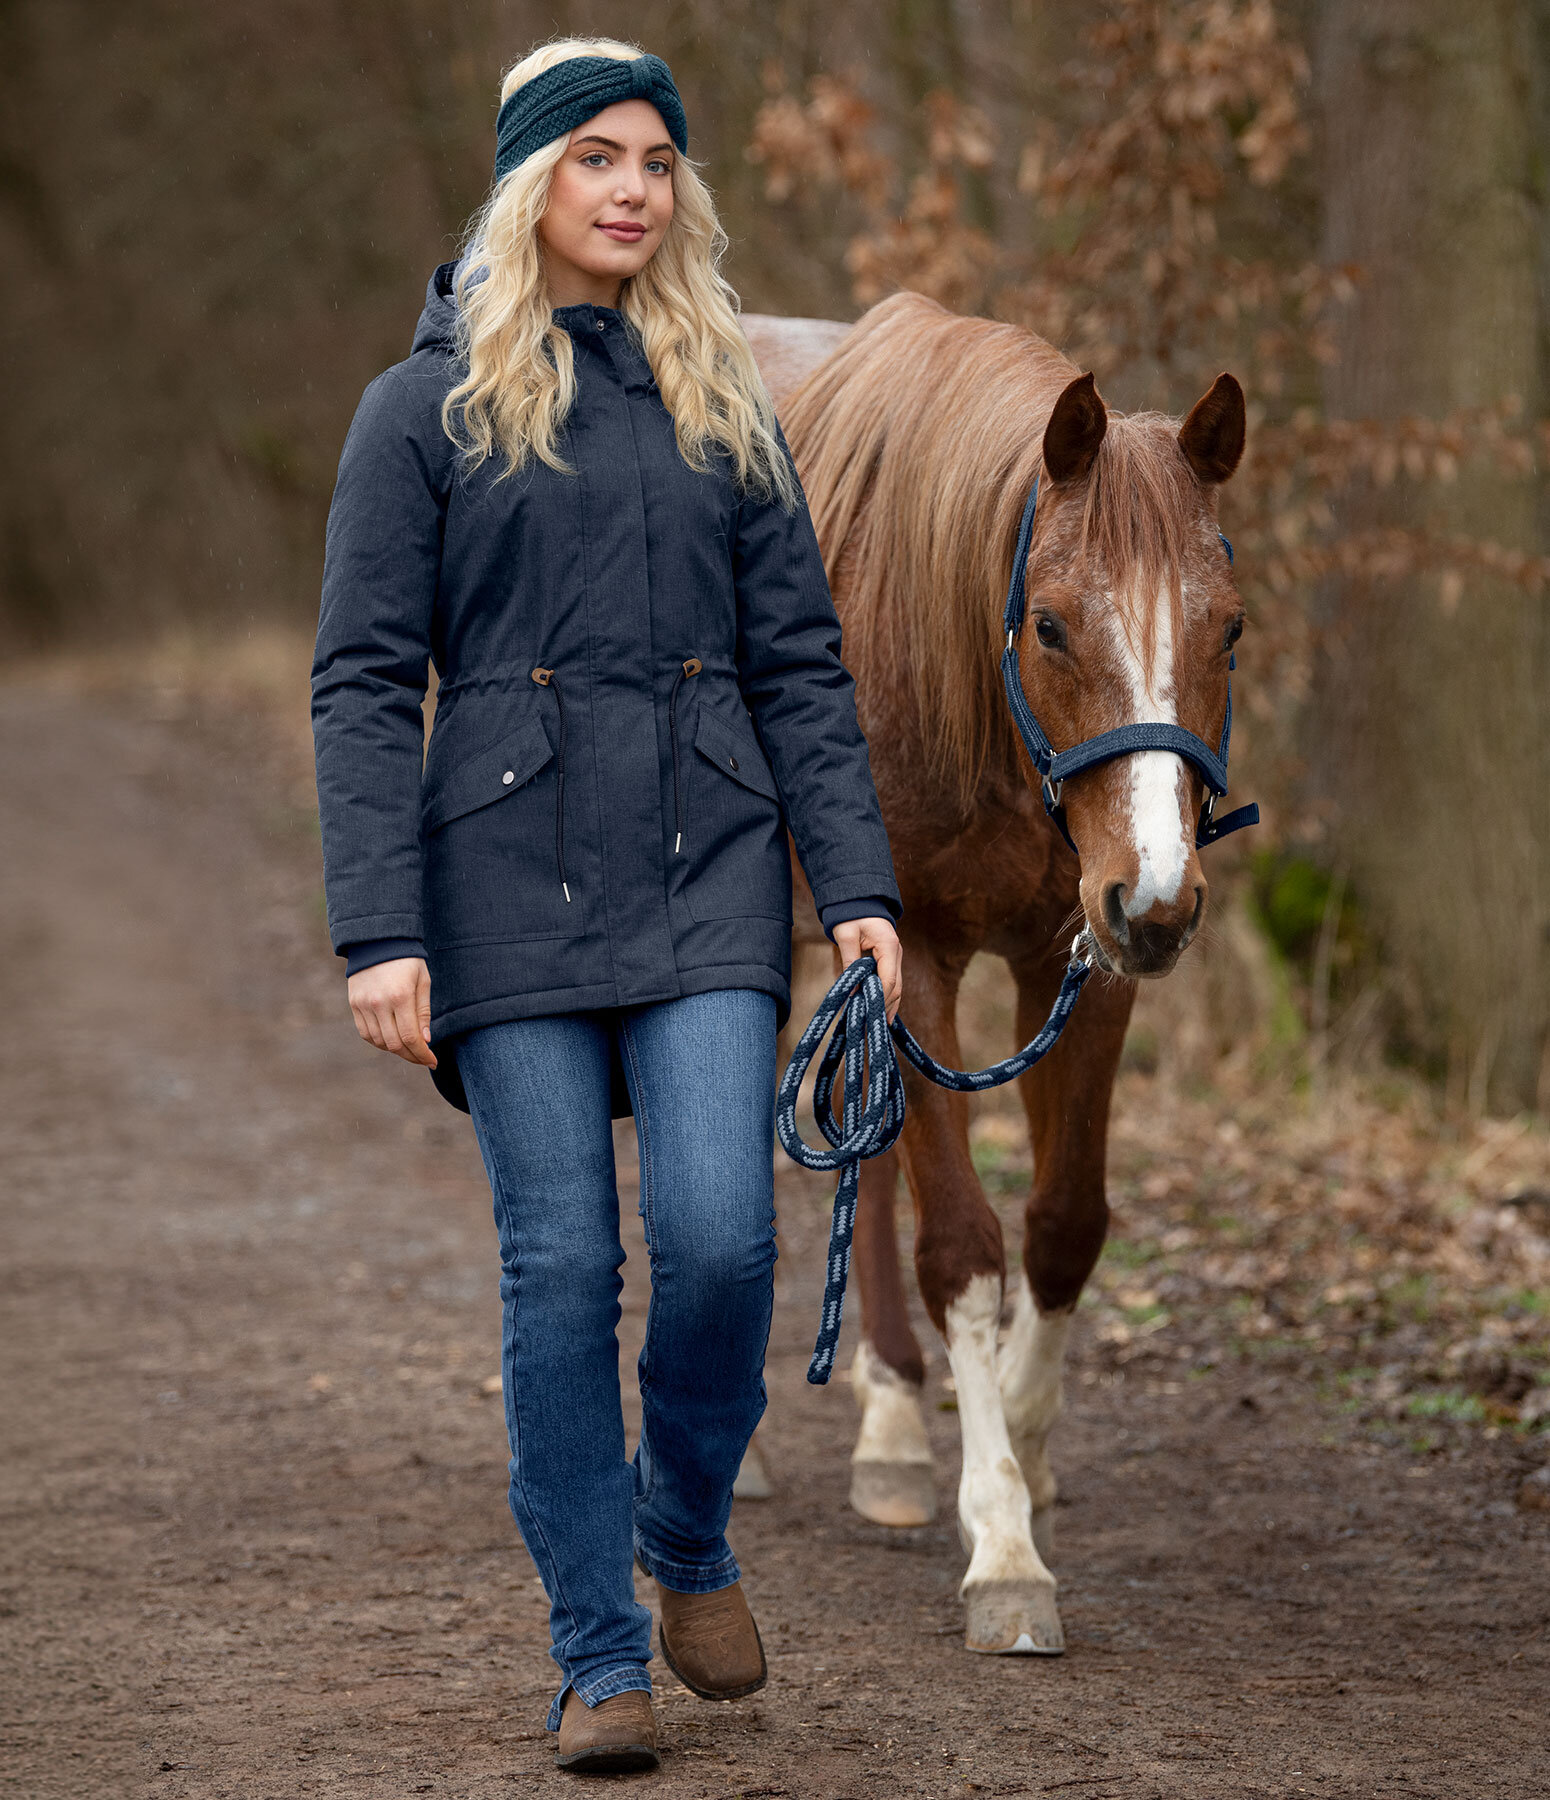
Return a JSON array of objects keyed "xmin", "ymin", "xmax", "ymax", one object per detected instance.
[
  {"xmin": 1071, "ymin": 928, "xmax": 1098, "ymax": 969},
  {"xmin": 674, "ymin": 832, "xmax": 682, "ymax": 854},
  {"xmin": 562, "ymin": 882, "xmax": 571, "ymax": 903}
]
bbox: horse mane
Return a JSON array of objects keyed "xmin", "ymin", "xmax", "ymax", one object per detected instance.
[{"xmin": 781, "ymin": 290, "xmax": 1200, "ymax": 809}]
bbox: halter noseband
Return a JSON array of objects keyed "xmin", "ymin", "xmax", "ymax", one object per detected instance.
[{"xmin": 999, "ymin": 473, "xmax": 1260, "ymax": 857}]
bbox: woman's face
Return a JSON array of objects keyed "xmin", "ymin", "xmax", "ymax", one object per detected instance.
[{"xmin": 538, "ymin": 98, "xmax": 676, "ymax": 307}]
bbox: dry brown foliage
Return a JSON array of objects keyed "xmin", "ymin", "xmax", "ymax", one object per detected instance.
[{"xmin": 746, "ymin": 0, "xmax": 1549, "ymax": 823}]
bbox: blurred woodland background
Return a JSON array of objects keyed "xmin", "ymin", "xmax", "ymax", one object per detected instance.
[{"xmin": 3, "ymin": 0, "xmax": 1548, "ymax": 1118}]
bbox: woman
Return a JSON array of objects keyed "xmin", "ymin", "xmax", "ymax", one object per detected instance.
[{"xmin": 311, "ymin": 36, "xmax": 903, "ymax": 1775}]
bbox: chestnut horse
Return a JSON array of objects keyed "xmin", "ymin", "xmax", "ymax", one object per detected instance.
[{"xmin": 743, "ymin": 291, "xmax": 1248, "ymax": 1656}]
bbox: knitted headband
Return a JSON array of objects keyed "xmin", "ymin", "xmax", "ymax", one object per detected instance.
[{"xmin": 494, "ymin": 52, "xmax": 688, "ymax": 184}]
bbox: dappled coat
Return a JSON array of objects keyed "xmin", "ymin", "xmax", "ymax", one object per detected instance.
[{"xmin": 311, "ymin": 263, "xmax": 899, "ymax": 1111}]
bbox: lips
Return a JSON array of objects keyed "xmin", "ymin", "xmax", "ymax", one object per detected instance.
[{"xmin": 597, "ymin": 222, "xmax": 646, "ymax": 242}]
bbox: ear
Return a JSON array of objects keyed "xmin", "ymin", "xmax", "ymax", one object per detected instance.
[
  {"xmin": 1042, "ymin": 372, "xmax": 1108, "ymax": 484},
  {"xmin": 1179, "ymin": 372, "xmax": 1245, "ymax": 484}
]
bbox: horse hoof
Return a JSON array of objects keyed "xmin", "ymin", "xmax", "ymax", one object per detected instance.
[
  {"xmin": 962, "ymin": 1579, "xmax": 1064, "ymax": 1655},
  {"xmin": 849, "ymin": 1459, "xmax": 937, "ymax": 1527},
  {"xmin": 1030, "ymin": 1504, "xmax": 1055, "ymax": 1565},
  {"xmin": 733, "ymin": 1441, "xmax": 773, "ymax": 1501}
]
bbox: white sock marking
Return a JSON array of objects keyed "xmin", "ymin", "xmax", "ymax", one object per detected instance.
[
  {"xmin": 851, "ymin": 1340, "xmax": 934, "ymax": 1468},
  {"xmin": 997, "ymin": 1276, "xmax": 1073, "ymax": 1514},
  {"xmin": 944, "ymin": 1274, "xmax": 1052, "ymax": 1590}
]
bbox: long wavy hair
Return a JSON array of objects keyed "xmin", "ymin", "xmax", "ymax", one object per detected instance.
[{"xmin": 441, "ymin": 35, "xmax": 797, "ymax": 508}]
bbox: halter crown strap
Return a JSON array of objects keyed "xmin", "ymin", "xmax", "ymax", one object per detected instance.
[{"xmin": 999, "ymin": 471, "xmax": 1259, "ymax": 852}]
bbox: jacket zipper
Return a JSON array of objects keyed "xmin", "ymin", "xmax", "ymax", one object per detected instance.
[
  {"xmin": 667, "ymin": 658, "xmax": 702, "ymax": 853},
  {"xmin": 530, "ymin": 667, "xmax": 570, "ymax": 902}
]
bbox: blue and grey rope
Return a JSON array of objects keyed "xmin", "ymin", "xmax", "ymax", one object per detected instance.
[{"xmin": 777, "ymin": 936, "xmax": 1097, "ymax": 1384}]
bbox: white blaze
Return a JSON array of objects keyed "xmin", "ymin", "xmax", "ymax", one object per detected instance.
[{"xmin": 1108, "ymin": 584, "xmax": 1189, "ymax": 917}]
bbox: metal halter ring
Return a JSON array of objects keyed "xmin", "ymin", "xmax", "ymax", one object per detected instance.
[
  {"xmin": 1071, "ymin": 928, "xmax": 1099, "ymax": 969},
  {"xmin": 1042, "ymin": 773, "xmax": 1063, "ymax": 810}
]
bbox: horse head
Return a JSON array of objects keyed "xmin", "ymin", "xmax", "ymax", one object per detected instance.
[{"xmin": 1014, "ymin": 370, "xmax": 1247, "ymax": 979}]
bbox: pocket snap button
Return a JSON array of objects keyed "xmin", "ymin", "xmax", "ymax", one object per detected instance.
[
  {"xmin": 729, "ymin": 756, "xmax": 739, "ymax": 771},
  {"xmin": 502, "ymin": 770, "xmax": 515, "ymax": 785}
]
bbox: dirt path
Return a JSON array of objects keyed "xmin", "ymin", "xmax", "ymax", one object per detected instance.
[{"xmin": 2, "ymin": 677, "xmax": 1546, "ymax": 1800}]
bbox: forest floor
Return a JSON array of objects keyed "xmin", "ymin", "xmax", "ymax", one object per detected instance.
[{"xmin": 2, "ymin": 641, "xmax": 1548, "ymax": 1800}]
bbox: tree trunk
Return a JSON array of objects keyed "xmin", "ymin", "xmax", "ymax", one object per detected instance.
[{"xmin": 1314, "ymin": 0, "xmax": 1550, "ymax": 1112}]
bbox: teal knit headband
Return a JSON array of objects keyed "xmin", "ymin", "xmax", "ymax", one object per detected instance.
[{"xmin": 494, "ymin": 53, "xmax": 688, "ymax": 183}]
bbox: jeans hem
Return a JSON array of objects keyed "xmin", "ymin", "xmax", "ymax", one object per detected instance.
[
  {"xmin": 545, "ymin": 1665, "xmax": 655, "ymax": 1733},
  {"xmin": 634, "ymin": 1536, "xmax": 742, "ymax": 1594}
]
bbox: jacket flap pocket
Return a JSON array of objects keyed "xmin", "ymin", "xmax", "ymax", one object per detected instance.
[
  {"xmin": 693, "ymin": 708, "xmax": 779, "ymax": 803},
  {"xmin": 422, "ymin": 715, "xmax": 553, "ymax": 832}
]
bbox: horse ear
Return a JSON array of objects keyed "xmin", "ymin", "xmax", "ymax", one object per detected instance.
[
  {"xmin": 1179, "ymin": 373, "xmax": 1245, "ymax": 484},
  {"xmin": 1042, "ymin": 372, "xmax": 1108, "ymax": 484}
]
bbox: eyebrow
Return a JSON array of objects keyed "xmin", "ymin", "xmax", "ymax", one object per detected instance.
[{"xmin": 572, "ymin": 134, "xmax": 675, "ymax": 156}]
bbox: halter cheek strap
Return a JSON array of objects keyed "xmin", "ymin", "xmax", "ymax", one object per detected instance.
[{"xmin": 999, "ymin": 473, "xmax": 1260, "ymax": 856}]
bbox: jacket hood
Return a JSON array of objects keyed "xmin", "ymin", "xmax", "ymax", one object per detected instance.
[{"xmin": 411, "ymin": 261, "xmax": 461, "ymax": 355}]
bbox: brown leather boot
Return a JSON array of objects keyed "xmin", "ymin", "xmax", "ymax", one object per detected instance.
[
  {"xmin": 656, "ymin": 1580, "xmax": 767, "ymax": 1700},
  {"xmin": 553, "ymin": 1687, "xmax": 659, "ymax": 1773}
]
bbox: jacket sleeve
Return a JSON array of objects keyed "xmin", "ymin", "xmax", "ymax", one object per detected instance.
[
  {"xmin": 731, "ymin": 422, "xmax": 901, "ymax": 919},
  {"xmin": 311, "ymin": 369, "xmax": 444, "ymax": 952}
]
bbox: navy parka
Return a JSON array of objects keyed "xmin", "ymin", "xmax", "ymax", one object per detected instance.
[{"xmin": 311, "ymin": 263, "xmax": 900, "ymax": 1112}]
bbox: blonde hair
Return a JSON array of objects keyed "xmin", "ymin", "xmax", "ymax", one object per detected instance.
[{"xmin": 441, "ymin": 36, "xmax": 798, "ymax": 508}]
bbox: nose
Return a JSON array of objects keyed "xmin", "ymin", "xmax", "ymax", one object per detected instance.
[{"xmin": 1099, "ymin": 880, "xmax": 1205, "ymax": 976}]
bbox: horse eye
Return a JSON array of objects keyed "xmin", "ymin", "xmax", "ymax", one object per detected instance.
[
  {"xmin": 1224, "ymin": 615, "xmax": 1244, "ymax": 651},
  {"xmin": 1034, "ymin": 614, "xmax": 1067, "ymax": 652}
]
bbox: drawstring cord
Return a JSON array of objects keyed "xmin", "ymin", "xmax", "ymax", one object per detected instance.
[
  {"xmin": 532, "ymin": 655, "xmax": 703, "ymax": 893},
  {"xmin": 667, "ymin": 657, "xmax": 701, "ymax": 854},
  {"xmin": 530, "ymin": 667, "xmax": 570, "ymax": 902}
]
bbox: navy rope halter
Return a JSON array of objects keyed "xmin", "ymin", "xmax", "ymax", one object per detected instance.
[
  {"xmin": 1000, "ymin": 473, "xmax": 1259, "ymax": 855},
  {"xmin": 779, "ymin": 466, "xmax": 1259, "ymax": 1384}
]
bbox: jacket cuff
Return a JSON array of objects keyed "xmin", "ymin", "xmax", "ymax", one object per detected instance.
[
  {"xmin": 818, "ymin": 895, "xmax": 902, "ymax": 942},
  {"xmin": 342, "ymin": 937, "xmax": 426, "ymax": 977},
  {"xmin": 808, "ymin": 870, "xmax": 901, "ymax": 917},
  {"xmin": 327, "ymin": 909, "xmax": 423, "ymax": 954}
]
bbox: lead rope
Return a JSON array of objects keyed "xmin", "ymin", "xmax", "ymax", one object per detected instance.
[{"xmin": 776, "ymin": 934, "xmax": 1098, "ymax": 1384}]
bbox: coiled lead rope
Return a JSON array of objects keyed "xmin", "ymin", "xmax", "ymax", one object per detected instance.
[{"xmin": 776, "ymin": 934, "xmax": 1098, "ymax": 1383}]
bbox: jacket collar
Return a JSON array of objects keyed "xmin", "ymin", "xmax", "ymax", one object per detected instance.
[
  {"xmin": 551, "ymin": 300, "xmax": 623, "ymax": 337},
  {"xmin": 410, "ymin": 265, "xmax": 628, "ymax": 352}
]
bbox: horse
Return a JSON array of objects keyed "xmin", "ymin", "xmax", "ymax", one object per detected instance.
[{"xmin": 742, "ymin": 290, "xmax": 1248, "ymax": 1656}]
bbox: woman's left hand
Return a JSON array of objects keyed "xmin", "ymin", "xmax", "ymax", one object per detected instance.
[{"xmin": 832, "ymin": 917, "xmax": 904, "ymax": 1023}]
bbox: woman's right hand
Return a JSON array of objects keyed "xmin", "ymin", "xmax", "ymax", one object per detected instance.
[{"xmin": 346, "ymin": 958, "xmax": 437, "ymax": 1069}]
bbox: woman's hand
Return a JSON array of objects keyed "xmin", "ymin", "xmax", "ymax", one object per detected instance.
[
  {"xmin": 346, "ymin": 958, "xmax": 438, "ymax": 1069},
  {"xmin": 832, "ymin": 917, "xmax": 904, "ymax": 1023}
]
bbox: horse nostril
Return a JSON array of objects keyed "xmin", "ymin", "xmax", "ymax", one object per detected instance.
[
  {"xmin": 1183, "ymin": 884, "xmax": 1206, "ymax": 943},
  {"xmin": 1102, "ymin": 881, "xmax": 1130, "ymax": 945}
]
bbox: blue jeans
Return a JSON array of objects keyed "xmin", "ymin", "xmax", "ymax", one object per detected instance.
[{"xmin": 456, "ymin": 989, "xmax": 779, "ymax": 1731}]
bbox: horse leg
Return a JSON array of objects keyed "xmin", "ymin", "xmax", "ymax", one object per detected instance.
[
  {"xmin": 900, "ymin": 950, "xmax": 1062, "ymax": 1655},
  {"xmin": 998, "ymin": 955, "xmax": 1134, "ymax": 1564},
  {"xmin": 848, "ymin": 1146, "xmax": 937, "ymax": 1526}
]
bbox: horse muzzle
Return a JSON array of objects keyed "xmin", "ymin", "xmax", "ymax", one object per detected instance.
[{"xmin": 1086, "ymin": 878, "xmax": 1206, "ymax": 979}]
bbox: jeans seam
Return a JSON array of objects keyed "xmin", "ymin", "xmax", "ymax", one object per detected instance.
[
  {"xmin": 619, "ymin": 1017, "xmax": 662, "ymax": 1454},
  {"xmin": 485, "ymin": 1124, "xmax": 587, "ymax": 1678}
]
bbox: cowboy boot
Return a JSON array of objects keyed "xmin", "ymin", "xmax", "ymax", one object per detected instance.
[
  {"xmin": 553, "ymin": 1687, "xmax": 659, "ymax": 1773},
  {"xmin": 656, "ymin": 1579, "xmax": 767, "ymax": 1700}
]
